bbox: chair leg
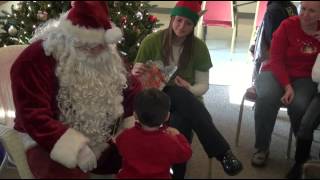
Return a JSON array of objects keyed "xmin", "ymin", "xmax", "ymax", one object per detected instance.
[
  {"xmin": 235, "ymin": 96, "xmax": 245, "ymax": 146},
  {"xmin": 208, "ymin": 158, "xmax": 213, "ymax": 178},
  {"xmin": 287, "ymin": 125, "xmax": 293, "ymax": 159},
  {"xmin": 230, "ymin": 27, "xmax": 237, "ymax": 53},
  {"xmin": 0, "ymin": 152, "xmax": 8, "ymax": 173},
  {"xmin": 203, "ymin": 25, "xmax": 207, "ymax": 42}
]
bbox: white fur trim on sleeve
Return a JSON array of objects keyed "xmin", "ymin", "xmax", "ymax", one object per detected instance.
[
  {"xmin": 189, "ymin": 70, "xmax": 209, "ymax": 96},
  {"xmin": 50, "ymin": 128, "xmax": 89, "ymax": 168}
]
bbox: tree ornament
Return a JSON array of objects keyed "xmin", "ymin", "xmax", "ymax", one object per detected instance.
[
  {"xmin": 37, "ymin": 11, "xmax": 48, "ymax": 21},
  {"xmin": 135, "ymin": 12, "xmax": 143, "ymax": 20},
  {"xmin": 148, "ymin": 15, "xmax": 157, "ymax": 23},
  {"xmin": 120, "ymin": 16, "xmax": 128, "ymax": 25},
  {"xmin": 8, "ymin": 25, "xmax": 18, "ymax": 36}
]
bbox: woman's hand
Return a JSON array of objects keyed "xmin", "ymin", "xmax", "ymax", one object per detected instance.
[
  {"xmin": 281, "ymin": 84, "xmax": 294, "ymax": 106},
  {"xmin": 174, "ymin": 76, "xmax": 191, "ymax": 90},
  {"xmin": 131, "ymin": 63, "xmax": 148, "ymax": 76}
]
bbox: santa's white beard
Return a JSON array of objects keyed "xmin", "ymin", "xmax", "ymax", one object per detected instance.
[{"xmin": 42, "ymin": 32, "xmax": 128, "ymax": 146}]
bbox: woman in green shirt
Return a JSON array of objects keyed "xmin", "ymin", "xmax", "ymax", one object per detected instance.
[{"xmin": 132, "ymin": 1, "xmax": 243, "ymax": 178}]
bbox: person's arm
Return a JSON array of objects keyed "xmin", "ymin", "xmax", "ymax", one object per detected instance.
[
  {"xmin": 187, "ymin": 38, "xmax": 212, "ymax": 96},
  {"xmin": 11, "ymin": 45, "xmax": 88, "ymax": 169},
  {"xmin": 188, "ymin": 71, "xmax": 209, "ymax": 96},
  {"xmin": 165, "ymin": 127, "xmax": 192, "ymax": 164},
  {"xmin": 312, "ymin": 54, "xmax": 320, "ymax": 83},
  {"xmin": 122, "ymin": 74, "xmax": 143, "ymax": 118},
  {"xmin": 267, "ymin": 19, "xmax": 291, "ymax": 87},
  {"xmin": 172, "ymin": 134, "xmax": 192, "ymax": 164},
  {"xmin": 132, "ymin": 33, "xmax": 156, "ymax": 76}
]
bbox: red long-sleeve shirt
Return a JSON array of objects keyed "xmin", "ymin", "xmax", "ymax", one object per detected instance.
[
  {"xmin": 115, "ymin": 123, "xmax": 192, "ymax": 179},
  {"xmin": 262, "ymin": 16, "xmax": 320, "ymax": 87}
]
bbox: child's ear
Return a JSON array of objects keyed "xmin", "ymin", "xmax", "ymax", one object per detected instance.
[{"xmin": 164, "ymin": 112, "xmax": 170, "ymax": 122}]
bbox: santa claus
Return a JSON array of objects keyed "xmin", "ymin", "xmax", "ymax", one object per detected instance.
[{"xmin": 10, "ymin": 1, "xmax": 141, "ymax": 178}]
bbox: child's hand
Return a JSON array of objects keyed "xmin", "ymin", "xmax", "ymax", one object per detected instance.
[{"xmin": 166, "ymin": 127, "xmax": 180, "ymax": 136}]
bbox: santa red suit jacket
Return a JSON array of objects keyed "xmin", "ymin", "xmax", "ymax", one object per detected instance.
[{"xmin": 10, "ymin": 40, "xmax": 142, "ymax": 178}]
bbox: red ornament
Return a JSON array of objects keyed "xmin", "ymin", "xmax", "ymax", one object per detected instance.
[
  {"xmin": 120, "ymin": 16, "xmax": 127, "ymax": 25},
  {"xmin": 148, "ymin": 15, "xmax": 157, "ymax": 23}
]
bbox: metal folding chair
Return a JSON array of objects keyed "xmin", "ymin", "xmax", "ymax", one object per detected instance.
[{"xmin": 235, "ymin": 86, "xmax": 293, "ymax": 159}]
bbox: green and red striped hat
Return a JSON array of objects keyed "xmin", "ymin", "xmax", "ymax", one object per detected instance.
[{"xmin": 170, "ymin": 1, "xmax": 202, "ymax": 24}]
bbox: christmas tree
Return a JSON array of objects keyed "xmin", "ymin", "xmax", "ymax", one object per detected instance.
[
  {"xmin": 107, "ymin": 1, "xmax": 163, "ymax": 62},
  {"xmin": 0, "ymin": 1, "xmax": 163, "ymax": 63},
  {"xmin": 0, "ymin": 2, "xmax": 71, "ymax": 46}
]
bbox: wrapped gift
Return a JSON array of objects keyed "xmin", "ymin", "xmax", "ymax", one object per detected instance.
[{"xmin": 139, "ymin": 60, "xmax": 177, "ymax": 90}]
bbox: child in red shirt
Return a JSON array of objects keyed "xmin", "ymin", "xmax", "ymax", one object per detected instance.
[{"xmin": 115, "ymin": 88, "xmax": 192, "ymax": 179}]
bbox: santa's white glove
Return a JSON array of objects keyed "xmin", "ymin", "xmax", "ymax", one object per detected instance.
[{"xmin": 77, "ymin": 145, "xmax": 97, "ymax": 173}]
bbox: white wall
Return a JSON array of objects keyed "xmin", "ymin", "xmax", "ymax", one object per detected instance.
[
  {"xmin": 150, "ymin": 1, "xmax": 257, "ymax": 13},
  {"xmin": 0, "ymin": 1, "xmax": 18, "ymax": 13},
  {"xmin": 236, "ymin": 1, "xmax": 256, "ymax": 13},
  {"xmin": 149, "ymin": 1, "xmax": 176, "ymax": 8}
]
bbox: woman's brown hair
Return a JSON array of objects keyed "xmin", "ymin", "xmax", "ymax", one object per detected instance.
[{"xmin": 161, "ymin": 16, "xmax": 195, "ymax": 69}]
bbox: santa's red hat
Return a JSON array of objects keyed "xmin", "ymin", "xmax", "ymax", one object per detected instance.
[{"xmin": 59, "ymin": 1, "xmax": 122, "ymax": 44}]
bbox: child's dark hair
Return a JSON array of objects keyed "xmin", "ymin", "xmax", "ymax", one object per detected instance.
[{"xmin": 133, "ymin": 88, "xmax": 171, "ymax": 127}]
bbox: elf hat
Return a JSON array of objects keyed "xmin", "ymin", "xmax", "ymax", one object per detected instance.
[
  {"xmin": 170, "ymin": 1, "xmax": 203, "ymax": 24},
  {"xmin": 59, "ymin": 1, "xmax": 122, "ymax": 44}
]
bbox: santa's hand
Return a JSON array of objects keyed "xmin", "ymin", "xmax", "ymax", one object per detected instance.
[{"xmin": 77, "ymin": 145, "xmax": 97, "ymax": 173}]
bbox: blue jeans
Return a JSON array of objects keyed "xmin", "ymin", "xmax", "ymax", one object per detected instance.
[
  {"xmin": 254, "ymin": 71, "xmax": 317, "ymax": 150},
  {"xmin": 297, "ymin": 93, "xmax": 320, "ymax": 140}
]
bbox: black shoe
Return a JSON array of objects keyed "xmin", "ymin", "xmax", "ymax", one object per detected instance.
[
  {"xmin": 220, "ymin": 151, "xmax": 243, "ymax": 176},
  {"xmin": 286, "ymin": 163, "xmax": 302, "ymax": 179}
]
